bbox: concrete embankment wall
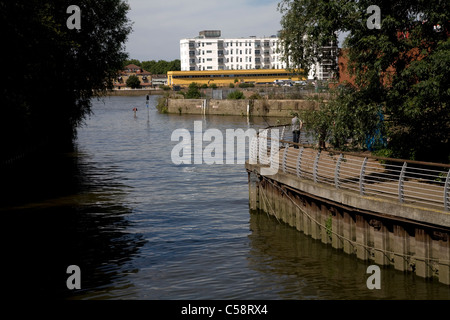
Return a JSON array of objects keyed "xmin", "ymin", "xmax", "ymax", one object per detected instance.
[
  {"xmin": 246, "ymin": 163, "xmax": 450, "ymax": 285},
  {"xmin": 167, "ymin": 98, "xmax": 318, "ymax": 117},
  {"xmin": 107, "ymin": 89, "xmax": 165, "ymax": 96}
]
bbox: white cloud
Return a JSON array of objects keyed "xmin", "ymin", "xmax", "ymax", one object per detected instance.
[{"xmin": 125, "ymin": 0, "xmax": 282, "ymax": 61}]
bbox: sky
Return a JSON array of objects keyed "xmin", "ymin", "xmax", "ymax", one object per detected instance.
[{"xmin": 124, "ymin": 0, "xmax": 284, "ymax": 61}]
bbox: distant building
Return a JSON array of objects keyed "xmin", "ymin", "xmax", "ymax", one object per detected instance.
[
  {"xmin": 180, "ymin": 30, "xmax": 338, "ymax": 81},
  {"xmin": 167, "ymin": 69, "xmax": 305, "ymax": 87},
  {"xmin": 151, "ymin": 74, "xmax": 168, "ymax": 87},
  {"xmin": 114, "ymin": 64, "xmax": 152, "ymax": 89}
]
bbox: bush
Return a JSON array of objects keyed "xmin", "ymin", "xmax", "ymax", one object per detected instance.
[
  {"xmin": 227, "ymin": 90, "xmax": 245, "ymax": 99},
  {"xmin": 126, "ymin": 75, "xmax": 141, "ymax": 89},
  {"xmin": 186, "ymin": 82, "xmax": 201, "ymax": 99},
  {"xmin": 249, "ymin": 92, "xmax": 263, "ymax": 100},
  {"xmin": 238, "ymin": 83, "xmax": 255, "ymax": 88}
]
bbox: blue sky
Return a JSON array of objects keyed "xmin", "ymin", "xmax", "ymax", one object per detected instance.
[{"xmin": 124, "ymin": 0, "xmax": 284, "ymax": 61}]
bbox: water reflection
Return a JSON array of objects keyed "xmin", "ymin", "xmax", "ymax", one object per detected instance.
[
  {"xmin": 3, "ymin": 149, "xmax": 145, "ymax": 299},
  {"xmin": 248, "ymin": 210, "xmax": 450, "ymax": 300}
]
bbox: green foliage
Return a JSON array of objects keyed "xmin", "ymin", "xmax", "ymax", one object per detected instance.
[
  {"xmin": 1, "ymin": 0, "xmax": 132, "ymax": 155},
  {"xmin": 249, "ymin": 92, "xmax": 263, "ymax": 100},
  {"xmin": 122, "ymin": 59, "xmax": 181, "ymax": 74},
  {"xmin": 122, "ymin": 59, "xmax": 141, "ymax": 68},
  {"xmin": 238, "ymin": 83, "xmax": 255, "ymax": 88},
  {"xmin": 325, "ymin": 214, "xmax": 333, "ymax": 240},
  {"xmin": 142, "ymin": 60, "xmax": 181, "ymax": 74},
  {"xmin": 279, "ymin": 0, "xmax": 450, "ymax": 162},
  {"xmin": 156, "ymin": 95, "xmax": 169, "ymax": 114},
  {"xmin": 126, "ymin": 75, "xmax": 141, "ymax": 88},
  {"xmin": 186, "ymin": 82, "xmax": 201, "ymax": 99},
  {"xmin": 303, "ymin": 85, "xmax": 385, "ymax": 151},
  {"xmin": 227, "ymin": 90, "xmax": 245, "ymax": 100}
]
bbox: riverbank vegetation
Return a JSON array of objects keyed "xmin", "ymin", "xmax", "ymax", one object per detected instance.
[
  {"xmin": 279, "ymin": 0, "xmax": 449, "ymax": 163},
  {"xmin": 1, "ymin": 0, "xmax": 132, "ymax": 163},
  {"xmin": 123, "ymin": 59, "xmax": 181, "ymax": 74}
]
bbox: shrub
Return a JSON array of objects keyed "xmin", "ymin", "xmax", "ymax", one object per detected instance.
[
  {"xmin": 227, "ymin": 90, "xmax": 245, "ymax": 99},
  {"xmin": 239, "ymin": 83, "xmax": 255, "ymax": 88},
  {"xmin": 186, "ymin": 82, "xmax": 201, "ymax": 99},
  {"xmin": 249, "ymin": 92, "xmax": 263, "ymax": 100},
  {"xmin": 126, "ymin": 75, "xmax": 141, "ymax": 88}
]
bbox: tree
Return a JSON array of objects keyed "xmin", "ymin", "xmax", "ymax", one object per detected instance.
[
  {"xmin": 278, "ymin": 0, "xmax": 450, "ymax": 162},
  {"xmin": 301, "ymin": 85, "xmax": 385, "ymax": 151},
  {"xmin": 141, "ymin": 59, "xmax": 181, "ymax": 74},
  {"xmin": 126, "ymin": 75, "xmax": 141, "ymax": 89},
  {"xmin": 1, "ymin": 0, "xmax": 132, "ymax": 157},
  {"xmin": 123, "ymin": 59, "xmax": 142, "ymax": 68}
]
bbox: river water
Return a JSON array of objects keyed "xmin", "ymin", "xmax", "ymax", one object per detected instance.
[{"xmin": 3, "ymin": 96, "xmax": 449, "ymax": 300}]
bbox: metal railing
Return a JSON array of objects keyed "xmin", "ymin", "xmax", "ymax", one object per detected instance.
[{"xmin": 250, "ymin": 126, "xmax": 450, "ymax": 212}]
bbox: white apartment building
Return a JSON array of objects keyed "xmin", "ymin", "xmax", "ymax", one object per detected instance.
[
  {"xmin": 180, "ymin": 30, "xmax": 285, "ymax": 71},
  {"xmin": 180, "ymin": 30, "xmax": 338, "ymax": 81}
]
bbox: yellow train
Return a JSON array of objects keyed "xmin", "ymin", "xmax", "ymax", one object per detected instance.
[{"xmin": 167, "ymin": 69, "xmax": 306, "ymax": 87}]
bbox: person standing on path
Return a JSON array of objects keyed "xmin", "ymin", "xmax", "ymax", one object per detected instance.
[{"xmin": 291, "ymin": 113, "xmax": 303, "ymax": 149}]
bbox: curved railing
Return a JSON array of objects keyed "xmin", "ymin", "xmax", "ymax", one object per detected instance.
[{"xmin": 249, "ymin": 125, "xmax": 450, "ymax": 212}]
